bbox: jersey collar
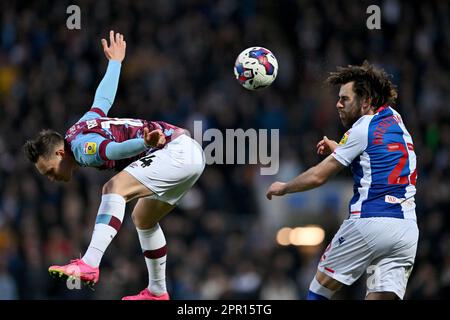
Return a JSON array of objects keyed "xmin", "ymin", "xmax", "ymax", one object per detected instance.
[{"xmin": 375, "ymin": 104, "xmax": 389, "ymax": 113}]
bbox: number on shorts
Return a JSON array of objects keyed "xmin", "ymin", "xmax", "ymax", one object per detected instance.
[{"xmin": 140, "ymin": 154, "xmax": 155, "ymax": 168}]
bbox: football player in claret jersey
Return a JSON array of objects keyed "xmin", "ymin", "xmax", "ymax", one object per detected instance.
[
  {"xmin": 266, "ymin": 61, "xmax": 418, "ymax": 300},
  {"xmin": 23, "ymin": 31, "xmax": 205, "ymax": 300}
]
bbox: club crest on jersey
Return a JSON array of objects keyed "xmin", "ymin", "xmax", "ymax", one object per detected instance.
[
  {"xmin": 339, "ymin": 131, "xmax": 350, "ymax": 145},
  {"xmin": 164, "ymin": 128, "xmax": 174, "ymax": 137},
  {"xmin": 83, "ymin": 142, "xmax": 97, "ymax": 155}
]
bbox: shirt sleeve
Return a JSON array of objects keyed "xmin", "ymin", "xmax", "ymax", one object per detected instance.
[
  {"xmin": 70, "ymin": 133, "xmax": 108, "ymax": 167},
  {"xmin": 92, "ymin": 60, "xmax": 122, "ymax": 115},
  {"xmin": 104, "ymin": 138, "xmax": 149, "ymax": 160},
  {"xmin": 75, "ymin": 107, "xmax": 107, "ymax": 123},
  {"xmin": 332, "ymin": 123, "xmax": 369, "ymax": 166},
  {"xmin": 75, "ymin": 60, "xmax": 122, "ymax": 123}
]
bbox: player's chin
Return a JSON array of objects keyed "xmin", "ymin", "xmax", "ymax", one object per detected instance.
[{"xmin": 340, "ymin": 119, "xmax": 350, "ymax": 129}]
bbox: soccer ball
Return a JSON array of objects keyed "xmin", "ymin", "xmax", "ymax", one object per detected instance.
[{"xmin": 234, "ymin": 46, "xmax": 278, "ymax": 90}]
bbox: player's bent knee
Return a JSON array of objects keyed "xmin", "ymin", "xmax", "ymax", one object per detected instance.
[
  {"xmin": 102, "ymin": 171, "xmax": 151, "ymax": 202},
  {"xmin": 102, "ymin": 175, "xmax": 130, "ymax": 198},
  {"xmin": 131, "ymin": 211, "xmax": 156, "ymax": 229},
  {"xmin": 131, "ymin": 210, "xmax": 138, "ymax": 226},
  {"xmin": 131, "ymin": 210, "xmax": 142, "ymax": 225},
  {"xmin": 102, "ymin": 177, "xmax": 119, "ymax": 195}
]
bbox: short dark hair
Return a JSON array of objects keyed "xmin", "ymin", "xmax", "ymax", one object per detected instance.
[
  {"xmin": 23, "ymin": 129, "xmax": 64, "ymax": 163},
  {"xmin": 325, "ymin": 60, "xmax": 398, "ymax": 109}
]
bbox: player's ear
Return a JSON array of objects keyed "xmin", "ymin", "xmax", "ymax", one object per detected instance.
[
  {"xmin": 55, "ymin": 147, "xmax": 65, "ymax": 158},
  {"xmin": 361, "ymin": 97, "xmax": 372, "ymax": 111}
]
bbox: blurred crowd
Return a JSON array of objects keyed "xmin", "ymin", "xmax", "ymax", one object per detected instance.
[{"xmin": 0, "ymin": 0, "xmax": 449, "ymax": 299}]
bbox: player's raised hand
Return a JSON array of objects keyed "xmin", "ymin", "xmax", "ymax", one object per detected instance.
[
  {"xmin": 316, "ymin": 136, "xmax": 338, "ymax": 156},
  {"xmin": 266, "ymin": 182, "xmax": 287, "ymax": 200},
  {"xmin": 143, "ymin": 127, "xmax": 166, "ymax": 149},
  {"xmin": 101, "ymin": 30, "xmax": 126, "ymax": 63}
]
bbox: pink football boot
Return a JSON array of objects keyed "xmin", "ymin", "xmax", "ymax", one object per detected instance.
[
  {"xmin": 48, "ymin": 259, "xmax": 99, "ymax": 286},
  {"xmin": 122, "ymin": 288, "xmax": 170, "ymax": 300}
]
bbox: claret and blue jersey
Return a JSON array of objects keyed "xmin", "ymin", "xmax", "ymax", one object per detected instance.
[
  {"xmin": 64, "ymin": 60, "xmax": 182, "ymax": 171},
  {"xmin": 332, "ymin": 105, "xmax": 417, "ymax": 220}
]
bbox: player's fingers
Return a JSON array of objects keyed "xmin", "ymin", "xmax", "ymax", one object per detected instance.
[
  {"xmin": 266, "ymin": 191, "xmax": 272, "ymax": 200},
  {"xmin": 151, "ymin": 131, "xmax": 159, "ymax": 140},
  {"xmin": 324, "ymin": 140, "xmax": 335, "ymax": 148},
  {"xmin": 150, "ymin": 130, "xmax": 161, "ymax": 143},
  {"xmin": 316, "ymin": 140, "xmax": 324, "ymax": 148},
  {"xmin": 116, "ymin": 32, "xmax": 120, "ymax": 44},
  {"xmin": 101, "ymin": 39, "xmax": 108, "ymax": 50},
  {"xmin": 317, "ymin": 146, "xmax": 323, "ymax": 155},
  {"xmin": 323, "ymin": 136, "xmax": 332, "ymax": 145},
  {"xmin": 109, "ymin": 30, "xmax": 115, "ymax": 45}
]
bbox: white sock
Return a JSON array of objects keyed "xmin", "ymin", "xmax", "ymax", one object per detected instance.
[
  {"xmin": 137, "ymin": 224, "xmax": 167, "ymax": 295},
  {"xmin": 82, "ymin": 194, "xmax": 126, "ymax": 268}
]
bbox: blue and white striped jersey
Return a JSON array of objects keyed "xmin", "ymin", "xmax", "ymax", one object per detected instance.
[{"xmin": 332, "ymin": 106, "xmax": 417, "ymax": 220}]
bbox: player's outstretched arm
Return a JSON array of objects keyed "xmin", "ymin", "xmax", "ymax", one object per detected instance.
[
  {"xmin": 91, "ymin": 31, "xmax": 126, "ymax": 117},
  {"xmin": 103, "ymin": 128, "xmax": 166, "ymax": 161},
  {"xmin": 266, "ymin": 155, "xmax": 344, "ymax": 200}
]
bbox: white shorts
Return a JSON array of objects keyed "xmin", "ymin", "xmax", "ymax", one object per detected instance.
[
  {"xmin": 318, "ymin": 217, "xmax": 419, "ymax": 299},
  {"xmin": 124, "ymin": 134, "xmax": 205, "ymax": 205}
]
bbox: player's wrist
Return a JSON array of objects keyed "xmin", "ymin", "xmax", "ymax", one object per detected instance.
[
  {"xmin": 279, "ymin": 182, "xmax": 289, "ymax": 195},
  {"xmin": 143, "ymin": 138, "xmax": 152, "ymax": 148}
]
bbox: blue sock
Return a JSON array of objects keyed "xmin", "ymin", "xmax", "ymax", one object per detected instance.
[{"xmin": 307, "ymin": 290, "xmax": 329, "ymax": 300}]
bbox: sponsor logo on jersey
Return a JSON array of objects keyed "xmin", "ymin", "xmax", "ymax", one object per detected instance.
[
  {"xmin": 385, "ymin": 195, "xmax": 415, "ymax": 210},
  {"xmin": 339, "ymin": 131, "xmax": 350, "ymax": 145},
  {"xmin": 385, "ymin": 195, "xmax": 405, "ymax": 204},
  {"xmin": 83, "ymin": 142, "xmax": 97, "ymax": 155}
]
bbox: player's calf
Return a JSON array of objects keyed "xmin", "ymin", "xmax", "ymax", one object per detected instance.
[{"xmin": 366, "ymin": 292, "xmax": 399, "ymax": 300}]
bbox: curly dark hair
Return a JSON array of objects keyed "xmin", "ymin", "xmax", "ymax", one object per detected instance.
[
  {"xmin": 325, "ymin": 60, "xmax": 398, "ymax": 109},
  {"xmin": 23, "ymin": 129, "xmax": 64, "ymax": 163}
]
